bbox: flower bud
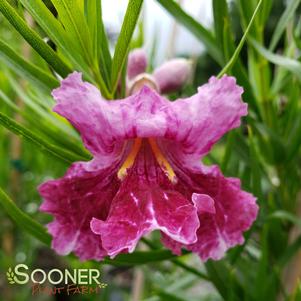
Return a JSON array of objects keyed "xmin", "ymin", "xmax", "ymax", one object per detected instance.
[
  {"xmin": 153, "ymin": 58, "xmax": 193, "ymax": 94},
  {"xmin": 127, "ymin": 48, "xmax": 148, "ymax": 80}
]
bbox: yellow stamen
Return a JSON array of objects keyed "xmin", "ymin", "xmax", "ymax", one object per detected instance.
[
  {"xmin": 117, "ymin": 138, "xmax": 142, "ymax": 180},
  {"xmin": 117, "ymin": 138, "xmax": 177, "ymax": 183},
  {"xmin": 148, "ymin": 138, "xmax": 177, "ymax": 183}
]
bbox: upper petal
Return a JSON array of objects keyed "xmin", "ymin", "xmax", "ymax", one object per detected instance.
[
  {"xmin": 53, "ymin": 73, "xmax": 246, "ymax": 159},
  {"xmin": 52, "ymin": 72, "xmax": 122, "ymax": 157},
  {"xmin": 168, "ymin": 75, "xmax": 247, "ymax": 157}
]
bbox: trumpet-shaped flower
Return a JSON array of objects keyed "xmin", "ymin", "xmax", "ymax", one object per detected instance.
[{"xmin": 39, "ymin": 71, "xmax": 258, "ymax": 261}]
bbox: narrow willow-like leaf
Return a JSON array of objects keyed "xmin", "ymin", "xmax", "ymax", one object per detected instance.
[
  {"xmin": 85, "ymin": 0, "xmax": 112, "ymax": 87},
  {"xmin": 49, "ymin": 0, "xmax": 110, "ymax": 97},
  {"xmin": 248, "ymin": 126, "xmax": 263, "ymax": 200},
  {"xmin": 141, "ymin": 238, "xmax": 209, "ymax": 280},
  {"xmin": 4, "ymin": 76, "xmax": 91, "ymax": 159},
  {"xmin": 0, "ymin": 112, "xmax": 88, "ymax": 164},
  {"xmin": 156, "ymin": 0, "xmax": 222, "ymax": 65},
  {"xmin": 213, "ymin": 0, "xmax": 228, "ymax": 62},
  {"xmin": 20, "ymin": 0, "xmax": 92, "ymax": 80},
  {"xmin": 0, "ymin": 39, "xmax": 58, "ymax": 90},
  {"xmin": 50, "ymin": 0, "xmax": 94, "ymax": 64},
  {"xmin": 277, "ymin": 236, "xmax": 301, "ymax": 268},
  {"xmin": 268, "ymin": 211, "xmax": 301, "ymax": 228},
  {"xmin": 286, "ymin": 115, "xmax": 301, "ymax": 162},
  {"xmin": 111, "ymin": 0, "xmax": 143, "ymax": 94},
  {"xmin": 0, "ymin": 187, "xmax": 51, "ymax": 245},
  {"xmin": 97, "ymin": 1, "xmax": 112, "ymax": 83},
  {"xmin": 0, "ymin": 90, "xmax": 20, "ymax": 111},
  {"xmin": 0, "ymin": 0, "xmax": 71, "ymax": 77},
  {"xmin": 260, "ymin": 0, "xmax": 273, "ymax": 26},
  {"xmin": 218, "ymin": 0, "xmax": 263, "ymax": 78},
  {"xmin": 254, "ymin": 226, "xmax": 269, "ymax": 300},
  {"xmin": 221, "ymin": 132, "xmax": 235, "ymax": 172},
  {"xmin": 251, "ymin": 39, "xmax": 301, "ymax": 81},
  {"xmin": 157, "ymin": 291, "xmax": 187, "ymax": 301},
  {"xmin": 269, "ymin": 0, "xmax": 301, "ymax": 51},
  {"xmin": 103, "ymin": 249, "xmax": 177, "ymax": 266},
  {"xmin": 170, "ymin": 258, "xmax": 209, "ymax": 280},
  {"xmin": 205, "ymin": 261, "xmax": 244, "ymax": 300}
]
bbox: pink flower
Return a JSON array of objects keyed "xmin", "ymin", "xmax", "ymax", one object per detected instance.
[{"xmin": 38, "ymin": 71, "xmax": 258, "ymax": 261}]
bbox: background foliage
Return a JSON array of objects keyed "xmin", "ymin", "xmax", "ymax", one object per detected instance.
[{"xmin": 1, "ymin": 0, "xmax": 301, "ymax": 300}]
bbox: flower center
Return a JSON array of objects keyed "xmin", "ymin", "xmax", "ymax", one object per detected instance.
[{"xmin": 117, "ymin": 138, "xmax": 176, "ymax": 183}]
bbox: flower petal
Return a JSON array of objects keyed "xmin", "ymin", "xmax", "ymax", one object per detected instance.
[
  {"xmin": 39, "ymin": 158, "xmax": 121, "ymax": 260},
  {"xmin": 167, "ymin": 75, "xmax": 247, "ymax": 157},
  {"xmin": 53, "ymin": 73, "xmax": 245, "ymax": 159},
  {"xmin": 52, "ymin": 72, "xmax": 123, "ymax": 157},
  {"xmin": 91, "ymin": 140, "xmax": 200, "ymax": 258},
  {"xmin": 162, "ymin": 161, "xmax": 258, "ymax": 261},
  {"xmin": 116, "ymin": 75, "xmax": 246, "ymax": 158}
]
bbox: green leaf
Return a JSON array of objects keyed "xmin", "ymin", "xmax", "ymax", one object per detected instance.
[
  {"xmin": 218, "ymin": 0, "xmax": 263, "ymax": 78},
  {"xmin": 277, "ymin": 235, "xmax": 301, "ymax": 268},
  {"xmin": 170, "ymin": 258, "xmax": 209, "ymax": 280},
  {"xmin": 254, "ymin": 225, "xmax": 269, "ymax": 300},
  {"xmin": 286, "ymin": 114, "xmax": 301, "ymax": 162},
  {"xmin": 156, "ymin": 0, "xmax": 222, "ymax": 65},
  {"xmin": 0, "ymin": 89, "xmax": 20, "ymax": 111},
  {"xmin": 0, "ymin": 0, "xmax": 71, "ymax": 77},
  {"xmin": 259, "ymin": 0, "xmax": 273, "ymax": 26},
  {"xmin": 251, "ymin": 39, "xmax": 301, "ymax": 81},
  {"xmin": 268, "ymin": 210, "xmax": 301, "ymax": 228},
  {"xmin": 269, "ymin": 0, "xmax": 301, "ymax": 51},
  {"xmin": 111, "ymin": 0, "xmax": 143, "ymax": 94},
  {"xmin": 85, "ymin": 0, "xmax": 112, "ymax": 87},
  {"xmin": 103, "ymin": 249, "xmax": 176, "ymax": 266},
  {"xmin": 49, "ymin": 0, "xmax": 111, "ymax": 97},
  {"xmin": 248, "ymin": 126, "xmax": 263, "ymax": 200},
  {"xmin": 50, "ymin": 0, "xmax": 93, "ymax": 64},
  {"xmin": 205, "ymin": 261, "xmax": 243, "ymax": 301},
  {"xmin": 20, "ymin": 0, "xmax": 92, "ymax": 79},
  {"xmin": 221, "ymin": 132, "xmax": 235, "ymax": 172},
  {"xmin": 0, "ymin": 112, "xmax": 88, "ymax": 164},
  {"xmin": 3, "ymin": 75, "xmax": 91, "ymax": 159},
  {"xmin": 157, "ymin": 291, "xmax": 188, "ymax": 301},
  {"xmin": 0, "ymin": 39, "xmax": 58, "ymax": 90},
  {"xmin": 213, "ymin": 0, "xmax": 229, "ymax": 62},
  {"xmin": 0, "ymin": 187, "xmax": 51, "ymax": 245}
]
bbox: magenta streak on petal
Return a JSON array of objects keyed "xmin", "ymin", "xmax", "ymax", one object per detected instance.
[{"xmin": 91, "ymin": 140, "xmax": 200, "ymax": 258}]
